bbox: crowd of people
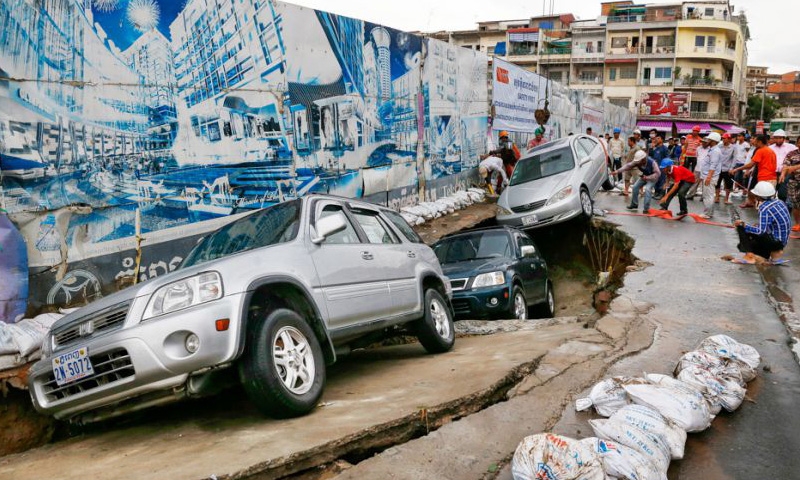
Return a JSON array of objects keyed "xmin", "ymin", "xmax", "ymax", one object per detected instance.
[{"xmin": 608, "ymin": 126, "xmax": 799, "ymax": 264}]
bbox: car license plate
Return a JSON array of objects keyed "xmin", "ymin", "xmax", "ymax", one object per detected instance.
[
  {"xmin": 52, "ymin": 347, "xmax": 94, "ymax": 386},
  {"xmin": 521, "ymin": 214, "xmax": 538, "ymax": 226}
]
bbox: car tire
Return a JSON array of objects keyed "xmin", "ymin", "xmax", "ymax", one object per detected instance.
[
  {"xmin": 238, "ymin": 308, "xmax": 326, "ymax": 418},
  {"xmin": 532, "ymin": 282, "xmax": 555, "ymax": 318},
  {"xmin": 508, "ymin": 286, "xmax": 528, "ymax": 320},
  {"xmin": 415, "ymin": 288, "xmax": 455, "ymax": 353},
  {"xmin": 580, "ymin": 187, "xmax": 594, "ymax": 220}
]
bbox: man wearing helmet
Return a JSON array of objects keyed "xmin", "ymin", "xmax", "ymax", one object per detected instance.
[
  {"xmin": 527, "ymin": 127, "xmax": 547, "ymax": 150},
  {"xmin": 610, "ymin": 150, "xmax": 661, "ymax": 213},
  {"xmin": 489, "ymin": 130, "xmax": 521, "ymax": 186},
  {"xmin": 658, "ymin": 159, "xmax": 695, "ymax": 216},
  {"xmin": 699, "ymin": 132, "xmax": 723, "ymax": 219},
  {"xmin": 733, "ymin": 181, "xmax": 791, "ymax": 264}
]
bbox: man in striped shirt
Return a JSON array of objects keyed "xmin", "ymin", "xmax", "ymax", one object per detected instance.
[
  {"xmin": 681, "ymin": 125, "xmax": 703, "ymax": 172},
  {"xmin": 733, "ymin": 182, "xmax": 791, "ymax": 263}
]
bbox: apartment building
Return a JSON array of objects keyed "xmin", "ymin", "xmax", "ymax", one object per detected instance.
[
  {"xmin": 426, "ymin": 0, "xmax": 749, "ymax": 132},
  {"xmin": 746, "ymin": 66, "xmax": 781, "ymax": 96}
]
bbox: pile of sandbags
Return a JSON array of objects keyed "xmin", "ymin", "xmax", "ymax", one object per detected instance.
[
  {"xmin": 399, "ymin": 188, "xmax": 486, "ymax": 226},
  {"xmin": 0, "ymin": 312, "xmax": 68, "ymax": 371},
  {"xmin": 512, "ymin": 335, "xmax": 760, "ymax": 480}
]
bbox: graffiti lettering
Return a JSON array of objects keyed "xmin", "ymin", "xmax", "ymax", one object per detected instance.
[{"xmin": 115, "ymin": 256, "xmax": 183, "ymax": 282}]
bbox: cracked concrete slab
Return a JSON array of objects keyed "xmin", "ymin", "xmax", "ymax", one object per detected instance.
[
  {"xmin": 0, "ymin": 320, "xmax": 611, "ymax": 480},
  {"xmin": 328, "ymin": 305, "xmax": 656, "ymax": 480}
]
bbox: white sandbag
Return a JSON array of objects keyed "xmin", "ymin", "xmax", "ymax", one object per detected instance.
[
  {"xmin": 610, "ymin": 404, "xmax": 687, "ymax": 460},
  {"xmin": 0, "ymin": 354, "xmax": 22, "ymax": 371},
  {"xmin": 588, "ymin": 419, "xmax": 671, "ymax": 474},
  {"xmin": 624, "ymin": 383, "xmax": 713, "ymax": 432},
  {"xmin": 645, "ymin": 372, "xmax": 721, "ymax": 416},
  {"xmin": 674, "ymin": 350, "xmax": 745, "ymax": 387},
  {"xmin": 676, "ymin": 365, "xmax": 746, "ymax": 412},
  {"xmin": 700, "ymin": 335, "xmax": 760, "ymax": 382},
  {"xmin": 581, "ymin": 437, "xmax": 667, "ymax": 480},
  {"xmin": 400, "ymin": 212, "xmax": 419, "ymax": 225},
  {"xmin": 401, "ymin": 205, "xmax": 431, "ymax": 219},
  {"xmin": 575, "ymin": 376, "xmax": 649, "ymax": 417},
  {"xmin": 0, "ymin": 313, "xmax": 63, "ymax": 357},
  {"xmin": 512, "ymin": 433, "xmax": 606, "ymax": 480}
]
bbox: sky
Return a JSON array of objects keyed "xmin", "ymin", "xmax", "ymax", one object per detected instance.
[
  {"xmin": 92, "ymin": 0, "xmax": 798, "ymax": 74},
  {"xmin": 287, "ymin": 0, "xmax": 799, "ymax": 74}
]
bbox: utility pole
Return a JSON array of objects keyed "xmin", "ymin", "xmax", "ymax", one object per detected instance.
[{"xmin": 759, "ymin": 76, "xmax": 766, "ymax": 121}]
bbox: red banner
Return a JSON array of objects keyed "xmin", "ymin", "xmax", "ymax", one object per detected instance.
[{"xmin": 638, "ymin": 92, "xmax": 691, "ymax": 118}]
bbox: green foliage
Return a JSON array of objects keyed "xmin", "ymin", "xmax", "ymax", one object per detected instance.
[{"xmin": 747, "ymin": 95, "xmax": 781, "ymax": 122}]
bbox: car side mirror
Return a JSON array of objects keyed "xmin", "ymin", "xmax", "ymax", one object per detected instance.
[
  {"xmin": 521, "ymin": 245, "xmax": 536, "ymax": 257},
  {"xmin": 312, "ymin": 214, "xmax": 348, "ymax": 245},
  {"xmin": 580, "ymin": 156, "xmax": 593, "ymax": 165}
]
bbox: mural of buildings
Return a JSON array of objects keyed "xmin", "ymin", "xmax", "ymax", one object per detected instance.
[{"xmin": 0, "ymin": 0, "xmax": 489, "ymax": 311}]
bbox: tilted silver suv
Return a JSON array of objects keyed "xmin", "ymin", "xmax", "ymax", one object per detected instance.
[{"xmin": 29, "ymin": 195, "xmax": 455, "ymax": 422}]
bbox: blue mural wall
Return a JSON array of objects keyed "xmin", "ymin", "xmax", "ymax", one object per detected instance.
[{"xmin": 0, "ymin": 0, "xmax": 489, "ymax": 314}]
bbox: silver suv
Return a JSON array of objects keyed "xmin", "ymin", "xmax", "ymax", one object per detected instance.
[{"xmin": 29, "ymin": 195, "xmax": 454, "ymax": 422}]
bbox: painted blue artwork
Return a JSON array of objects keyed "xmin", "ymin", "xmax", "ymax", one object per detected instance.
[{"xmin": 0, "ymin": 0, "xmax": 488, "ymax": 309}]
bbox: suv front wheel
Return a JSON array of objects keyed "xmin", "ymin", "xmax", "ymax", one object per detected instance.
[
  {"xmin": 239, "ymin": 308, "xmax": 326, "ymax": 418},
  {"xmin": 415, "ymin": 288, "xmax": 455, "ymax": 353}
]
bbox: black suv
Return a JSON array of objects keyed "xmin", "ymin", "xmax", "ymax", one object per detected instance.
[{"xmin": 432, "ymin": 226, "xmax": 554, "ymax": 320}]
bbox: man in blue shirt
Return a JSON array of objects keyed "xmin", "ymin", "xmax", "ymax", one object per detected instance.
[
  {"xmin": 734, "ymin": 181, "xmax": 792, "ymax": 263},
  {"xmin": 649, "ymin": 135, "xmax": 669, "ymax": 199}
]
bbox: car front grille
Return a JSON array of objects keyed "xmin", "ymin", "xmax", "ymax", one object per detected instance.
[
  {"xmin": 511, "ymin": 200, "xmax": 547, "ymax": 214},
  {"xmin": 450, "ymin": 278, "xmax": 468, "ymax": 291},
  {"xmin": 53, "ymin": 303, "xmax": 130, "ymax": 350},
  {"xmin": 41, "ymin": 348, "xmax": 135, "ymax": 402},
  {"xmin": 452, "ymin": 299, "xmax": 471, "ymax": 315}
]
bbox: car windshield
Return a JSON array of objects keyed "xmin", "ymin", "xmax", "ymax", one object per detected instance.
[
  {"xmin": 433, "ymin": 231, "xmax": 511, "ymax": 264},
  {"xmin": 510, "ymin": 147, "xmax": 575, "ymax": 186},
  {"xmin": 182, "ymin": 199, "xmax": 302, "ymax": 267}
]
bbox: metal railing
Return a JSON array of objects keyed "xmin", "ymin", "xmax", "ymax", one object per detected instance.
[
  {"xmin": 606, "ymin": 44, "xmax": 675, "ymax": 56},
  {"xmin": 681, "ymin": 46, "xmax": 737, "ymax": 57},
  {"xmin": 688, "ymin": 110, "xmax": 735, "ymax": 121},
  {"xmin": 572, "ymin": 78, "xmax": 604, "ymax": 85},
  {"xmin": 674, "ymin": 78, "xmax": 734, "ymax": 90},
  {"xmin": 540, "ymin": 47, "xmax": 572, "ymax": 55},
  {"xmin": 607, "ymin": 13, "xmax": 681, "ymax": 24}
]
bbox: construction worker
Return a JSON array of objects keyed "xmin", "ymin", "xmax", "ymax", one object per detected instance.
[
  {"xmin": 527, "ymin": 127, "xmax": 547, "ymax": 150},
  {"xmin": 489, "ymin": 130, "xmax": 521, "ymax": 183},
  {"xmin": 733, "ymin": 182, "xmax": 791, "ymax": 264},
  {"xmin": 478, "ymin": 155, "xmax": 508, "ymax": 194}
]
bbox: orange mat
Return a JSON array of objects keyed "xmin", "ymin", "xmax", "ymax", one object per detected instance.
[{"xmin": 606, "ymin": 209, "xmax": 733, "ymax": 228}]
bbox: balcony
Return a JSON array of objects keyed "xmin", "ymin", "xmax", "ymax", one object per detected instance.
[
  {"xmin": 570, "ymin": 47, "xmax": 605, "ymax": 63},
  {"xmin": 674, "ymin": 77, "xmax": 734, "ymax": 91},
  {"xmin": 677, "ymin": 46, "xmax": 737, "ymax": 61},
  {"xmin": 606, "ymin": 44, "xmax": 675, "ymax": 59},
  {"xmin": 572, "ymin": 78, "xmax": 604, "ymax": 85},
  {"xmin": 538, "ymin": 47, "xmax": 571, "ymax": 64},
  {"xmin": 688, "ymin": 110, "xmax": 736, "ymax": 122},
  {"xmin": 606, "ymin": 12, "xmax": 681, "ymax": 30}
]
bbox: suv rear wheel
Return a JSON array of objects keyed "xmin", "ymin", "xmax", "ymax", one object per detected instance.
[
  {"xmin": 239, "ymin": 308, "xmax": 326, "ymax": 418},
  {"xmin": 415, "ymin": 289, "xmax": 455, "ymax": 353}
]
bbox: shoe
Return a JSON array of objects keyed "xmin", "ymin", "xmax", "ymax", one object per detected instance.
[
  {"xmin": 678, "ymin": 211, "xmax": 689, "ymax": 216},
  {"xmin": 699, "ymin": 214, "xmax": 712, "ymax": 219},
  {"xmin": 626, "ymin": 204, "xmax": 638, "ymax": 211}
]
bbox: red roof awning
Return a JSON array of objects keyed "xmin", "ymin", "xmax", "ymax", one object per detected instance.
[
  {"xmin": 605, "ymin": 58, "xmax": 638, "ymax": 63},
  {"xmin": 637, "ymin": 120, "xmax": 674, "ymax": 132},
  {"xmin": 508, "ymin": 27, "xmax": 539, "ymax": 33},
  {"xmin": 675, "ymin": 122, "xmax": 712, "ymax": 134},
  {"xmin": 710, "ymin": 123, "xmax": 746, "ymax": 134}
]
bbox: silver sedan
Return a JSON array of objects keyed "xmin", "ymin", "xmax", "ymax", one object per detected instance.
[{"xmin": 496, "ymin": 135, "xmax": 612, "ymax": 229}]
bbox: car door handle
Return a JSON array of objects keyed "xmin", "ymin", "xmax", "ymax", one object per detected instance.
[
  {"xmin": 407, "ymin": 251, "xmax": 416, "ymax": 258},
  {"xmin": 361, "ymin": 251, "xmax": 374, "ymax": 260}
]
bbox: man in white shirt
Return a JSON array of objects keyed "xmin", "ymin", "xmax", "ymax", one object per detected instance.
[
  {"xmin": 609, "ymin": 128, "xmax": 626, "ymax": 183},
  {"xmin": 715, "ymin": 133, "xmax": 736, "ymax": 204},
  {"xmin": 770, "ymin": 129, "xmax": 798, "ymax": 175},
  {"xmin": 700, "ymin": 132, "xmax": 723, "ymax": 219},
  {"xmin": 687, "ymin": 136, "xmax": 710, "ymax": 199},
  {"xmin": 732, "ymin": 132, "xmax": 749, "ymax": 193},
  {"xmin": 478, "ymin": 155, "xmax": 508, "ymax": 194}
]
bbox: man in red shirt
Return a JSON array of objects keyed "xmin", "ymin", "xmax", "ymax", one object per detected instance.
[
  {"xmin": 659, "ymin": 159, "xmax": 695, "ymax": 216},
  {"xmin": 732, "ymin": 134, "xmax": 777, "ymax": 208},
  {"xmin": 681, "ymin": 125, "xmax": 703, "ymax": 172}
]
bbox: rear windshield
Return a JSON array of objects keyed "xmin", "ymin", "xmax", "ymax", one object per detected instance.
[
  {"xmin": 510, "ymin": 147, "xmax": 575, "ymax": 186},
  {"xmin": 433, "ymin": 231, "xmax": 511, "ymax": 264},
  {"xmin": 182, "ymin": 200, "xmax": 301, "ymax": 267}
]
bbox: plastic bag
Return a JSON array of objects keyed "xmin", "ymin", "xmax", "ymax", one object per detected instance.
[
  {"xmin": 676, "ymin": 365, "xmax": 746, "ymax": 412},
  {"xmin": 624, "ymin": 383, "xmax": 713, "ymax": 432},
  {"xmin": 610, "ymin": 404, "xmax": 687, "ymax": 459},
  {"xmin": 700, "ymin": 335, "xmax": 760, "ymax": 382},
  {"xmin": 575, "ymin": 376, "xmax": 648, "ymax": 417},
  {"xmin": 512, "ymin": 433, "xmax": 606, "ymax": 480},
  {"xmin": 581, "ymin": 437, "xmax": 667, "ymax": 480},
  {"xmin": 588, "ymin": 419, "xmax": 671, "ymax": 474}
]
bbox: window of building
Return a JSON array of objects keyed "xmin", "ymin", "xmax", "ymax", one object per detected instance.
[
  {"xmin": 620, "ymin": 67, "xmax": 637, "ymax": 79},
  {"xmin": 692, "ymin": 68, "xmax": 703, "ymax": 78},
  {"xmin": 654, "ymin": 67, "xmax": 672, "ymax": 79},
  {"xmin": 608, "ymin": 68, "xmax": 617, "ymax": 81},
  {"xmin": 695, "ymin": 36, "xmax": 705, "ymax": 47},
  {"xmin": 611, "ymin": 37, "xmax": 628, "ymax": 48},
  {"xmin": 691, "ymin": 101, "xmax": 708, "ymax": 113},
  {"xmin": 549, "ymin": 71, "xmax": 563, "ymax": 82},
  {"xmin": 705, "ymin": 8, "xmax": 715, "ymax": 16}
]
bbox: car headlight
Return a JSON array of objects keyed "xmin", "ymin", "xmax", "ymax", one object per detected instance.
[
  {"xmin": 546, "ymin": 186, "xmax": 574, "ymax": 206},
  {"xmin": 144, "ymin": 272, "xmax": 223, "ymax": 320},
  {"xmin": 472, "ymin": 271, "xmax": 505, "ymax": 288},
  {"xmin": 497, "ymin": 206, "xmax": 514, "ymax": 216}
]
